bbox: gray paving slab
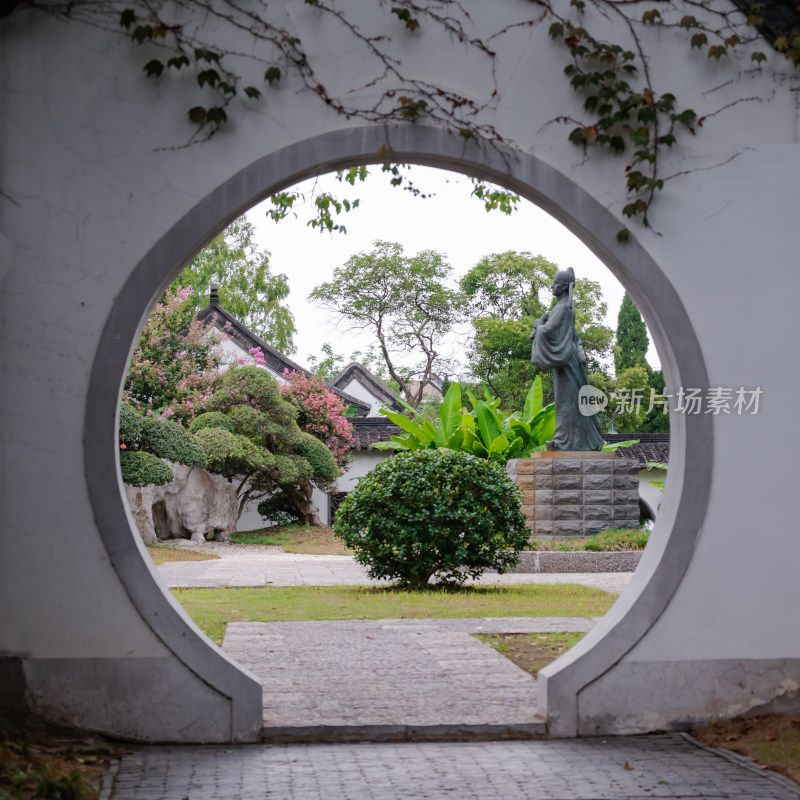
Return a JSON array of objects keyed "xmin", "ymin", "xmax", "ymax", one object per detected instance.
[
  {"xmin": 108, "ymin": 734, "xmax": 800, "ymax": 799},
  {"xmin": 223, "ymin": 618, "xmax": 594, "ymax": 734},
  {"xmin": 156, "ymin": 549, "xmax": 633, "ymax": 593}
]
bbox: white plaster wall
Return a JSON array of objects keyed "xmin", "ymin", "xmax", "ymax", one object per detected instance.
[
  {"xmin": 638, "ymin": 469, "xmax": 666, "ymax": 521},
  {"xmin": 340, "ymin": 378, "xmax": 387, "ymax": 416},
  {"xmin": 341, "ymin": 451, "xmax": 391, "ymax": 488},
  {"xmin": 2, "ymin": 0, "xmax": 799, "ymax": 738}
]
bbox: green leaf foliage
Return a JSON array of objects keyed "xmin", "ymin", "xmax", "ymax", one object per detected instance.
[
  {"xmin": 296, "ymin": 431, "xmax": 339, "ymax": 489},
  {"xmin": 309, "ymin": 241, "xmax": 463, "ymax": 407},
  {"xmin": 198, "ymin": 367, "xmax": 341, "ymax": 524},
  {"xmin": 461, "ymin": 252, "xmax": 612, "ymax": 411},
  {"xmin": 188, "ymin": 411, "xmax": 236, "ymax": 434},
  {"xmin": 377, "ymin": 378, "xmax": 555, "ymax": 462},
  {"xmin": 170, "ymin": 216, "xmax": 296, "ymax": 353},
  {"xmin": 119, "ymin": 402, "xmax": 144, "ymax": 449},
  {"xmin": 264, "ymin": 66, "xmax": 281, "ymax": 84},
  {"xmin": 334, "ymin": 450, "xmax": 528, "ymax": 589},
  {"xmin": 615, "ymin": 292, "xmax": 649, "ymax": 373},
  {"xmin": 256, "ymin": 493, "xmax": 304, "ymax": 527},
  {"xmin": 193, "ymin": 426, "xmax": 273, "ymax": 477},
  {"xmin": 120, "ymin": 450, "xmax": 174, "ymax": 487},
  {"xmin": 139, "ymin": 416, "xmax": 207, "ymax": 468}
]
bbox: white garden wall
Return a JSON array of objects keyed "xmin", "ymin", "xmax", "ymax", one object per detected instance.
[{"xmin": 2, "ymin": 0, "xmax": 798, "ymax": 740}]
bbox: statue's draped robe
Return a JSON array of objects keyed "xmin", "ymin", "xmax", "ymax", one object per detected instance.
[{"xmin": 530, "ymin": 299, "xmax": 604, "ymax": 451}]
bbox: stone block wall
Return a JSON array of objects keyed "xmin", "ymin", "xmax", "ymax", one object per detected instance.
[{"xmin": 507, "ymin": 454, "xmax": 641, "ymax": 537}]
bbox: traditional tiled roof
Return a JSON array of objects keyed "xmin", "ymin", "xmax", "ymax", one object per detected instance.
[
  {"xmin": 196, "ymin": 289, "xmax": 371, "ymax": 417},
  {"xmin": 331, "ymin": 362, "xmax": 405, "ymax": 413},
  {"xmin": 349, "ymin": 418, "xmax": 402, "ymax": 450},
  {"xmin": 606, "ymin": 433, "xmax": 669, "ymax": 470}
]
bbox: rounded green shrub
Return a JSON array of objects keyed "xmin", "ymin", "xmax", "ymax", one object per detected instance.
[
  {"xmin": 189, "ymin": 411, "xmax": 235, "ymax": 434},
  {"xmin": 296, "ymin": 432, "xmax": 338, "ymax": 489},
  {"xmin": 120, "ymin": 450, "xmax": 174, "ymax": 487},
  {"xmin": 139, "ymin": 416, "xmax": 207, "ymax": 468},
  {"xmin": 119, "ymin": 402, "xmax": 143, "ymax": 449},
  {"xmin": 334, "ymin": 449, "xmax": 528, "ymax": 588},
  {"xmin": 193, "ymin": 426, "xmax": 272, "ymax": 477}
]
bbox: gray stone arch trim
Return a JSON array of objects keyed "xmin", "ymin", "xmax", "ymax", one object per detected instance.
[{"xmin": 84, "ymin": 124, "xmax": 711, "ymax": 740}]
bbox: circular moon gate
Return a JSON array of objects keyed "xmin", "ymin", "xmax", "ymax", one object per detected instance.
[{"xmin": 85, "ymin": 125, "xmax": 711, "ymax": 740}]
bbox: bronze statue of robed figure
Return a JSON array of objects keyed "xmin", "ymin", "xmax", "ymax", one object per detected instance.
[{"xmin": 529, "ymin": 267, "xmax": 604, "ymax": 451}]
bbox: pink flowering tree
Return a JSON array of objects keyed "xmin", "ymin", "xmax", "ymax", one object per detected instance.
[
  {"xmin": 123, "ymin": 286, "xmax": 225, "ymax": 424},
  {"xmin": 280, "ymin": 369, "xmax": 355, "ymax": 471}
]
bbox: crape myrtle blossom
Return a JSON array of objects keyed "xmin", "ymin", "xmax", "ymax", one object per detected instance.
[
  {"xmin": 124, "ymin": 287, "xmax": 261, "ymax": 424},
  {"xmin": 280, "ymin": 369, "xmax": 355, "ymax": 472}
]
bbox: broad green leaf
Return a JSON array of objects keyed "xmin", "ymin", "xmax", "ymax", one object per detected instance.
[
  {"xmin": 508, "ymin": 418, "xmax": 531, "ymax": 439},
  {"xmin": 506, "ymin": 435, "xmax": 525, "ymax": 458},
  {"xmin": 469, "ymin": 439, "xmax": 489, "ymax": 458},
  {"xmin": 439, "ymin": 383, "xmax": 462, "ymax": 438},
  {"xmin": 602, "ymin": 439, "xmax": 640, "ymax": 451},
  {"xmin": 371, "ymin": 441, "xmax": 404, "ymax": 450},
  {"xmin": 420, "ymin": 418, "xmax": 439, "ymax": 443},
  {"xmin": 379, "ymin": 410, "xmax": 433, "ymax": 443},
  {"xmin": 529, "ymin": 404, "xmax": 555, "ymax": 445},
  {"xmin": 523, "ymin": 376, "xmax": 544, "ymax": 422},
  {"xmin": 445, "ymin": 427, "xmax": 465, "ymax": 451},
  {"xmin": 489, "ymin": 432, "xmax": 510, "ymax": 455},
  {"xmin": 474, "ymin": 401, "xmax": 501, "ymax": 448},
  {"xmin": 459, "ymin": 413, "xmax": 476, "ymax": 431}
]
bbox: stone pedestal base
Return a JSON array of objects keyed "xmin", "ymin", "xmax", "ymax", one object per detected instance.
[{"xmin": 507, "ymin": 452, "xmax": 640, "ymax": 537}]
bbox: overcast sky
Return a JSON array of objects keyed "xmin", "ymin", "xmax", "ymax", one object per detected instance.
[{"xmin": 244, "ymin": 165, "xmax": 657, "ymax": 374}]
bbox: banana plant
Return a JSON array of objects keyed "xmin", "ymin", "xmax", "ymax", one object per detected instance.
[{"xmin": 373, "ymin": 377, "xmax": 556, "ymax": 463}]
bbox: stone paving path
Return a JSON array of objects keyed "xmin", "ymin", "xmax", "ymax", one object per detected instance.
[
  {"xmin": 109, "ymin": 734, "xmax": 800, "ymax": 799},
  {"xmin": 157, "ymin": 549, "xmax": 633, "ymax": 593},
  {"xmin": 223, "ymin": 617, "xmax": 595, "ymax": 737}
]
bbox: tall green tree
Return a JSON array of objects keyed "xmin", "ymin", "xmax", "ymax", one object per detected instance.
[
  {"xmin": 171, "ymin": 217, "xmax": 297, "ymax": 353},
  {"xmin": 612, "ymin": 293, "xmax": 669, "ymax": 433},
  {"xmin": 614, "ymin": 292, "xmax": 650, "ymax": 374},
  {"xmin": 309, "ymin": 241, "xmax": 463, "ymax": 408},
  {"xmin": 639, "ymin": 368, "xmax": 670, "ymax": 433},
  {"xmin": 461, "ymin": 252, "xmax": 613, "ymax": 411}
]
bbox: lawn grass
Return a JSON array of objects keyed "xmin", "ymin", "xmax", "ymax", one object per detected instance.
[
  {"xmin": 229, "ymin": 525, "xmax": 351, "ymax": 555},
  {"xmin": 173, "ymin": 584, "xmax": 616, "ymax": 644},
  {"xmin": 691, "ymin": 714, "xmax": 800, "ymax": 786},
  {"xmin": 146, "ymin": 545, "xmax": 221, "ymax": 565},
  {"xmin": 529, "ymin": 528, "xmax": 650, "ymax": 552},
  {"xmin": 474, "ymin": 631, "xmax": 587, "ymax": 676}
]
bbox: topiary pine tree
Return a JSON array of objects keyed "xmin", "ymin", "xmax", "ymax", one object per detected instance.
[
  {"xmin": 192, "ymin": 366, "xmax": 339, "ymax": 524},
  {"xmin": 614, "ymin": 292, "xmax": 650, "ymax": 375}
]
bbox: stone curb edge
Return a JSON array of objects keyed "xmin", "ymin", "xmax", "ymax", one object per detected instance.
[
  {"xmin": 259, "ymin": 721, "xmax": 547, "ymax": 745},
  {"xmin": 678, "ymin": 732, "xmax": 800, "ymax": 796},
  {"xmin": 495, "ymin": 551, "xmax": 643, "ymax": 574}
]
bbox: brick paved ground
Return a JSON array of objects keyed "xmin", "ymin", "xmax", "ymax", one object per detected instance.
[
  {"xmin": 223, "ymin": 618, "xmax": 594, "ymax": 735},
  {"xmin": 108, "ymin": 734, "xmax": 800, "ymax": 799},
  {"xmin": 156, "ymin": 549, "xmax": 632, "ymax": 593}
]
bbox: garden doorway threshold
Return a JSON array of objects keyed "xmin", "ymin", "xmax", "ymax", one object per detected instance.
[{"xmin": 222, "ymin": 617, "xmax": 595, "ymax": 744}]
